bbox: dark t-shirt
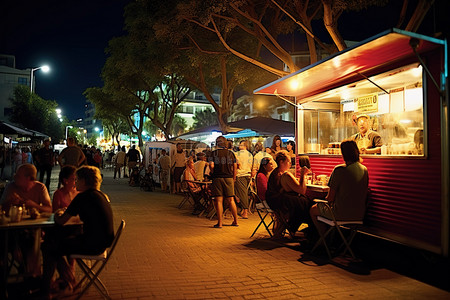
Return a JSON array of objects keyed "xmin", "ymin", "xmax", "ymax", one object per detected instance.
[
  {"xmin": 126, "ymin": 148, "xmax": 140, "ymax": 162},
  {"xmin": 209, "ymin": 148, "xmax": 236, "ymax": 178},
  {"xmin": 37, "ymin": 147, "xmax": 54, "ymax": 166},
  {"xmin": 66, "ymin": 189, "xmax": 114, "ymax": 252}
]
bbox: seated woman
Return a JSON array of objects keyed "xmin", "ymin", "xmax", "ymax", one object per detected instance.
[
  {"xmin": 51, "ymin": 166, "xmax": 79, "ymax": 289},
  {"xmin": 42, "ymin": 166, "xmax": 114, "ymax": 296},
  {"xmin": 310, "ymin": 140, "xmax": 369, "ymax": 235},
  {"xmin": 53, "ymin": 166, "xmax": 78, "ymax": 212},
  {"xmin": 255, "ymin": 157, "xmax": 275, "ymax": 202},
  {"xmin": 266, "ymin": 150, "xmax": 312, "ymax": 238}
]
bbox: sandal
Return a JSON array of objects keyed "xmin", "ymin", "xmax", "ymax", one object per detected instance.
[
  {"xmin": 230, "ymin": 222, "xmax": 239, "ymax": 227},
  {"xmin": 213, "ymin": 224, "xmax": 222, "ymax": 228}
]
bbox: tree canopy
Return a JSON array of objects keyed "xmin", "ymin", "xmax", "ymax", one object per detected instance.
[{"xmin": 9, "ymin": 85, "xmax": 63, "ymax": 142}]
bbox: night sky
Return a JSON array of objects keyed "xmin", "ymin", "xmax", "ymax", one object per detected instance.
[
  {"xmin": 1, "ymin": 1, "xmax": 447, "ymax": 121},
  {"xmin": 1, "ymin": 0, "xmax": 130, "ymax": 120}
]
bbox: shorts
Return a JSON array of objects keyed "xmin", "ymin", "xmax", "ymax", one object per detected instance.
[
  {"xmin": 128, "ymin": 161, "xmax": 137, "ymax": 169},
  {"xmin": 211, "ymin": 178, "xmax": 234, "ymax": 198},
  {"xmin": 317, "ymin": 201, "xmax": 333, "ymax": 219}
]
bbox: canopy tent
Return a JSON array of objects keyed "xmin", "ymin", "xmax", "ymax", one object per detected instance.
[
  {"xmin": 0, "ymin": 121, "xmax": 33, "ymax": 136},
  {"xmin": 176, "ymin": 117, "xmax": 294, "ymax": 141},
  {"xmin": 0, "ymin": 121, "xmax": 49, "ymax": 139}
]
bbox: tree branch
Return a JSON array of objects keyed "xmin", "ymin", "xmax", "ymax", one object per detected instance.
[{"xmin": 210, "ymin": 17, "xmax": 288, "ymax": 77}]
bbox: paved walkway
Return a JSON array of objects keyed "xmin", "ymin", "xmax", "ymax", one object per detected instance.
[{"xmin": 50, "ymin": 168, "xmax": 446, "ymax": 300}]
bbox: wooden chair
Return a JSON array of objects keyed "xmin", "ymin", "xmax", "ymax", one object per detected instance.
[
  {"xmin": 311, "ymin": 200, "xmax": 363, "ymax": 259},
  {"xmin": 70, "ymin": 219, "xmax": 126, "ymax": 300}
]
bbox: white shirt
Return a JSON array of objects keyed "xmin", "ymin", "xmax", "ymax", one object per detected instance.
[
  {"xmin": 194, "ymin": 160, "xmax": 210, "ymax": 181},
  {"xmin": 235, "ymin": 150, "xmax": 254, "ymax": 177}
]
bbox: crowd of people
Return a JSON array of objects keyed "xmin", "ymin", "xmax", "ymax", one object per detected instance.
[
  {"xmin": 0, "ymin": 118, "xmax": 372, "ymax": 297},
  {"xmin": 152, "ymin": 130, "xmax": 370, "ymax": 246}
]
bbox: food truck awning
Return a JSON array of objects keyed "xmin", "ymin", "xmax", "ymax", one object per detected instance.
[{"xmin": 254, "ymin": 29, "xmax": 446, "ymax": 102}]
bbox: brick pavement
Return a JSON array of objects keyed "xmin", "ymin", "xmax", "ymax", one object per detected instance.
[{"xmin": 52, "ymin": 168, "xmax": 446, "ymax": 300}]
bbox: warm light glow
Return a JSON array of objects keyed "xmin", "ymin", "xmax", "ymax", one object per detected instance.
[
  {"xmin": 290, "ymin": 79, "xmax": 299, "ymax": 90},
  {"xmin": 412, "ymin": 65, "xmax": 422, "ymax": 77}
]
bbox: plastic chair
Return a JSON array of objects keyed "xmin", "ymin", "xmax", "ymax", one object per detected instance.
[
  {"xmin": 70, "ymin": 219, "xmax": 126, "ymax": 300},
  {"xmin": 249, "ymin": 191, "xmax": 274, "ymax": 237},
  {"xmin": 311, "ymin": 200, "xmax": 363, "ymax": 259}
]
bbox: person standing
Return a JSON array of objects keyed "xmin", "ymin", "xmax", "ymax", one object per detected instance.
[
  {"xmin": 234, "ymin": 140, "xmax": 254, "ymax": 219},
  {"xmin": 126, "ymin": 145, "xmax": 141, "ymax": 177},
  {"xmin": 172, "ymin": 143, "xmax": 186, "ymax": 194},
  {"xmin": 158, "ymin": 149, "xmax": 171, "ymax": 192},
  {"xmin": 35, "ymin": 138, "xmax": 55, "ymax": 191},
  {"xmin": 113, "ymin": 146, "xmax": 126, "ymax": 179},
  {"xmin": 270, "ymin": 135, "xmax": 284, "ymax": 154},
  {"xmin": 209, "ymin": 136, "xmax": 239, "ymax": 228},
  {"xmin": 58, "ymin": 137, "xmax": 86, "ymax": 168}
]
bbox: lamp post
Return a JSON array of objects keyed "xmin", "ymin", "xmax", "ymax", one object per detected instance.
[
  {"xmin": 65, "ymin": 125, "xmax": 73, "ymax": 141},
  {"xmin": 30, "ymin": 65, "xmax": 50, "ymax": 92}
]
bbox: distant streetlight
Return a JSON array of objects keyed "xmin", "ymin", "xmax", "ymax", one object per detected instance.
[
  {"xmin": 94, "ymin": 127, "xmax": 100, "ymax": 132},
  {"xmin": 30, "ymin": 65, "xmax": 50, "ymax": 92},
  {"xmin": 65, "ymin": 125, "xmax": 73, "ymax": 141},
  {"xmin": 56, "ymin": 108, "xmax": 62, "ymax": 122}
]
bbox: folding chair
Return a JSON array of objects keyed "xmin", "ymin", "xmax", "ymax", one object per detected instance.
[
  {"xmin": 249, "ymin": 191, "xmax": 274, "ymax": 238},
  {"xmin": 70, "ymin": 219, "xmax": 126, "ymax": 300},
  {"xmin": 311, "ymin": 200, "xmax": 362, "ymax": 259},
  {"xmin": 178, "ymin": 181, "xmax": 194, "ymax": 209}
]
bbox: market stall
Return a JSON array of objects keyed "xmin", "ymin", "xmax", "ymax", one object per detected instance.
[{"xmin": 254, "ymin": 29, "xmax": 448, "ymax": 256}]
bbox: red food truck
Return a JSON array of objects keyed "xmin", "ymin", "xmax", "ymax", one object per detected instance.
[{"xmin": 254, "ymin": 29, "xmax": 448, "ymax": 257}]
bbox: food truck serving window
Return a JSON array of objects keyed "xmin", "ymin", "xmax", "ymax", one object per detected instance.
[{"xmin": 301, "ymin": 63, "xmax": 425, "ymax": 156}]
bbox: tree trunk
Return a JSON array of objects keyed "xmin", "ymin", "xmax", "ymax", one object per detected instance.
[{"xmin": 322, "ymin": 0, "xmax": 346, "ymax": 51}]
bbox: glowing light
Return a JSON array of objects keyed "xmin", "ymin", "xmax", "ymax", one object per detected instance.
[
  {"xmin": 290, "ymin": 79, "xmax": 299, "ymax": 90},
  {"xmin": 412, "ymin": 65, "xmax": 422, "ymax": 77},
  {"xmin": 41, "ymin": 65, "xmax": 50, "ymax": 73}
]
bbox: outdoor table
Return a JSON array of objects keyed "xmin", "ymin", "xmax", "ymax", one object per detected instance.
[
  {"xmin": 306, "ymin": 184, "xmax": 329, "ymax": 201},
  {"xmin": 306, "ymin": 184, "xmax": 330, "ymax": 193},
  {"xmin": 0, "ymin": 214, "xmax": 81, "ymax": 300}
]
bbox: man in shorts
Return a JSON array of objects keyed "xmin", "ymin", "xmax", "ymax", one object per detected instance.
[{"xmin": 209, "ymin": 136, "xmax": 239, "ymax": 228}]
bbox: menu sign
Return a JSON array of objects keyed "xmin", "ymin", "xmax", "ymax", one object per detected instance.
[{"xmin": 356, "ymin": 94, "xmax": 378, "ymax": 113}]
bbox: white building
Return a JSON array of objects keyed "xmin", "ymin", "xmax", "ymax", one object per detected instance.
[
  {"xmin": 177, "ymin": 90, "xmax": 218, "ymax": 128},
  {"xmin": 0, "ymin": 54, "xmax": 31, "ymax": 121}
]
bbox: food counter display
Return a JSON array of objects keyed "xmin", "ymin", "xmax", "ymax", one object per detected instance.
[{"xmin": 254, "ymin": 29, "xmax": 448, "ymax": 256}]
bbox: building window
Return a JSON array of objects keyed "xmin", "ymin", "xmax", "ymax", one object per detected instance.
[{"xmin": 18, "ymin": 77, "xmax": 28, "ymax": 85}]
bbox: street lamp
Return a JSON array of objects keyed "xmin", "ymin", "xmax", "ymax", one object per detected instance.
[
  {"xmin": 30, "ymin": 65, "xmax": 50, "ymax": 92},
  {"xmin": 65, "ymin": 125, "xmax": 73, "ymax": 141}
]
